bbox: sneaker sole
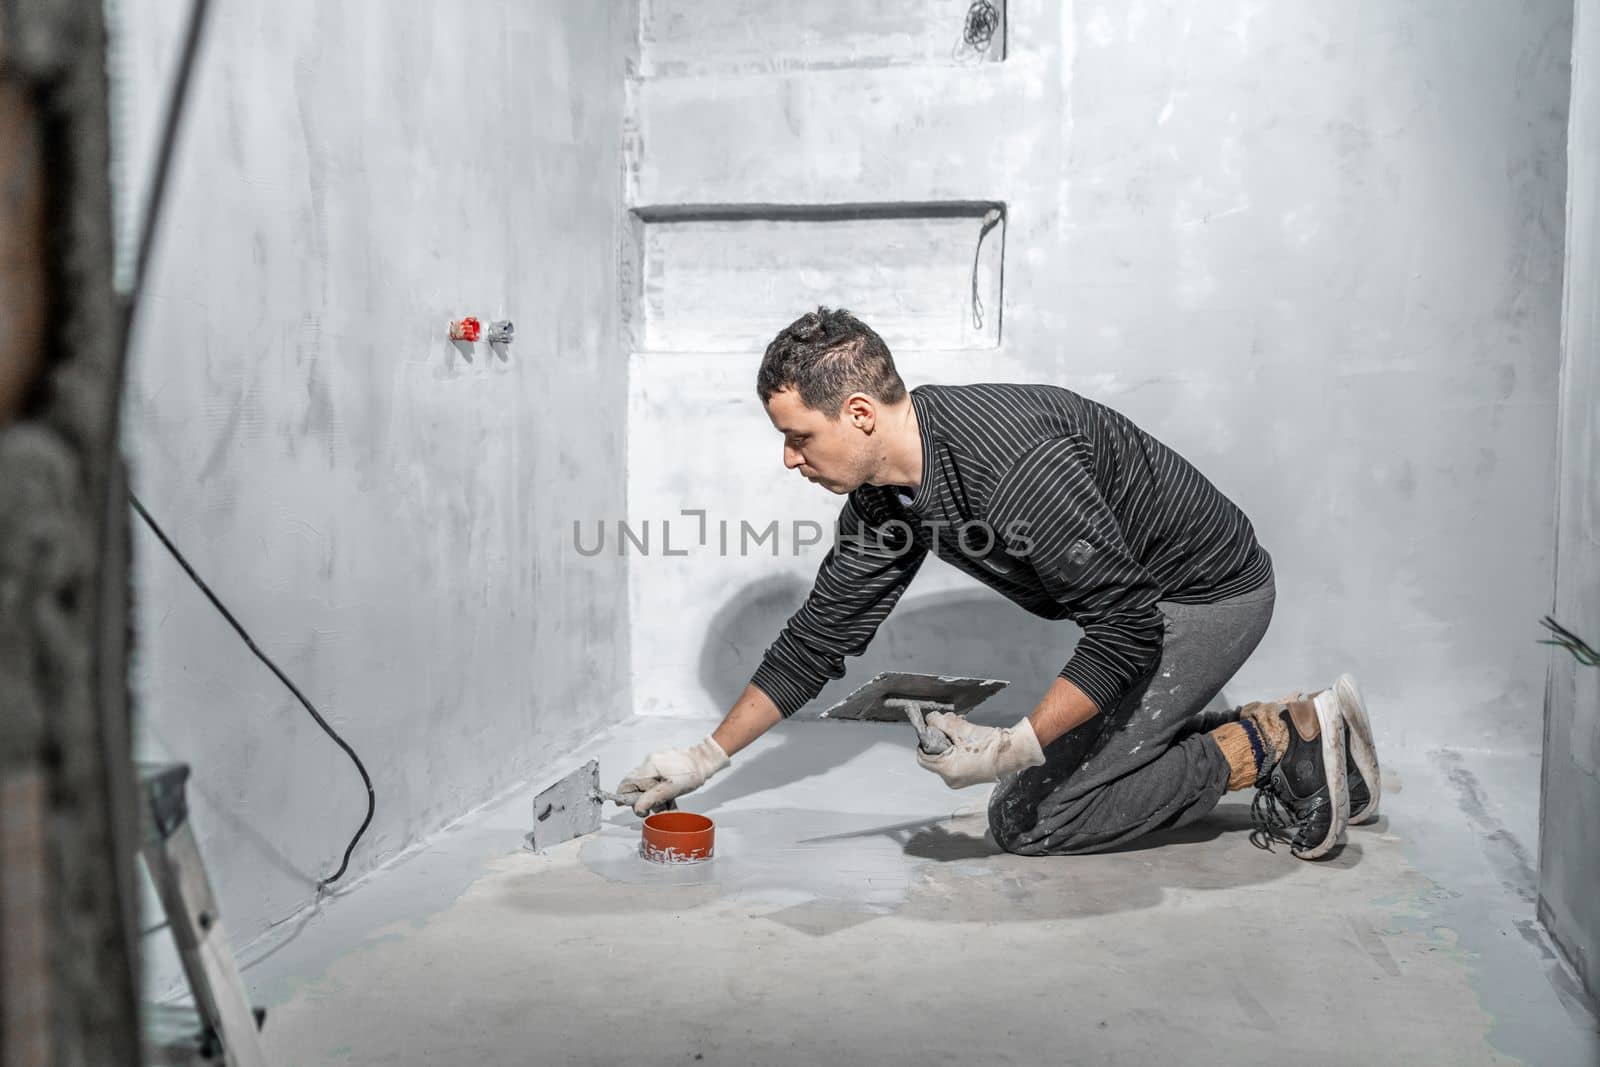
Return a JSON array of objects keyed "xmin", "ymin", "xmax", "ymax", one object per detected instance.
[
  {"xmin": 1335, "ymin": 673, "xmax": 1380, "ymax": 825},
  {"xmin": 1294, "ymin": 691, "xmax": 1350, "ymax": 860}
]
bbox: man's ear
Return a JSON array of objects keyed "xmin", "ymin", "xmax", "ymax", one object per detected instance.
[{"xmin": 844, "ymin": 393, "xmax": 875, "ymax": 431}]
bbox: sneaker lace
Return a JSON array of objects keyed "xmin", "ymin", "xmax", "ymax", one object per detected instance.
[
  {"xmin": 1250, "ymin": 772, "xmax": 1332, "ymax": 853},
  {"xmin": 1248, "ymin": 774, "xmax": 1295, "ymax": 851}
]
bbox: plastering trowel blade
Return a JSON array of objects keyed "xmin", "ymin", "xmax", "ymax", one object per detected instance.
[
  {"xmin": 526, "ymin": 760, "xmax": 675, "ymax": 851},
  {"xmin": 816, "ymin": 671, "xmax": 1011, "ymax": 754},
  {"xmin": 817, "ymin": 672, "xmax": 1010, "ymax": 722},
  {"xmin": 528, "ymin": 760, "xmax": 605, "ymax": 850}
]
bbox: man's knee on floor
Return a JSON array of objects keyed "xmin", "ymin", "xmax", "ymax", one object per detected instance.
[
  {"xmin": 988, "ymin": 774, "xmax": 1126, "ymax": 857},
  {"xmin": 987, "ymin": 784, "xmax": 1093, "ymax": 857},
  {"xmin": 999, "ymin": 818, "xmax": 1122, "ymax": 855},
  {"xmin": 988, "ymin": 810, "xmax": 1106, "ymax": 857},
  {"xmin": 989, "ymin": 811, "xmax": 1030, "ymax": 855},
  {"xmin": 987, "ymin": 779, "xmax": 1039, "ymax": 855}
]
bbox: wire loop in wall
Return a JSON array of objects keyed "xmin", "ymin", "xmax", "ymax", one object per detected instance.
[{"xmin": 964, "ymin": 1, "xmax": 1000, "ymax": 53}]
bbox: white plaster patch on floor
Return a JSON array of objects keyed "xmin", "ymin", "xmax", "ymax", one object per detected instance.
[{"xmin": 579, "ymin": 808, "xmax": 943, "ymax": 912}]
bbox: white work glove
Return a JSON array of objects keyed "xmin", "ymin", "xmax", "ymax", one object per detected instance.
[
  {"xmin": 915, "ymin": 713, "xmax": 1046, "ymax": 790},
  {"xmin": 614, "ymin": 736, "xmax": 730, "ymax": 816}
]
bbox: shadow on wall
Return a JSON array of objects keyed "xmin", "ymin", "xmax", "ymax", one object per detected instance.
[
  {"xmin": 698, "ymin": 571, "xmax": 1242, "ymax": 723},
  {"xmin": 697, "ymin": 573, "xmax": 1084, "ymax": 725}
]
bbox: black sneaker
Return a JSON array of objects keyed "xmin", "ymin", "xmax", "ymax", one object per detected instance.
[
  {"xmin": 1249, "ymin": 691, "xmax": 1350, "ymax": 860},
  {"xmin": 1240, "ymin": 683, "xmax": 1376, "ymax": 826},
  {"xmin": 1345, "ymin": 751, "xmax": 1373, "ymax": 826},
  {"xmin": 1334, "ymin": 674, "xmax": 1380, "ymax": 824}
]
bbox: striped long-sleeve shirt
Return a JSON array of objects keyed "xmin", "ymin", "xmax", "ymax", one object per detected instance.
[{"xmin": 749, "ymin": 383, "xmax": 1274, "ymax": 718}]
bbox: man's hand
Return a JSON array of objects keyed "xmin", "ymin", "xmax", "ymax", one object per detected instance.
[
  {"xmin": 614, "ymin": 736, "xmax": 730, "ymax": 816},
  {"xmin": 915, "ymin": 713, "xmax": 1045, "ymax": 789}
]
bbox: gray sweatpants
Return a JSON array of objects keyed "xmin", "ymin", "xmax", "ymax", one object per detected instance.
[{"xmin": 988, "ymin": 578, "xmax": 1276, "ymax": 855}]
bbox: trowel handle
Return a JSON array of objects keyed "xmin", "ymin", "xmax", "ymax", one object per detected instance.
[
  {"xmin": 888, "ymin": 699, "xmax": 953, "ymax": 755},
  {"xmin": 594, "ymin": 790, "xmax": 676, "ymax": 813}
]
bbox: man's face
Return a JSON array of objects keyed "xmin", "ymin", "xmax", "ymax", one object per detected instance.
[{"xmin": 764, "ymin": 387, "xmax": 874, "ymax": 495}]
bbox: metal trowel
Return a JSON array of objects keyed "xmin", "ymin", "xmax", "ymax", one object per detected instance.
[
  {"xmin": 525, "ymin": 759, "xmax": 673, "ymax": 851},
  {"xmin": 816, "ymin": 671, "xmax": 1011, "ymax": 754}
]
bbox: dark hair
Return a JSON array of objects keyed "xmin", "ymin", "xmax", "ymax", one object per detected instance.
[{"xmin": 756, "ymin": 307, "xmax": 907, "ymax": 417}]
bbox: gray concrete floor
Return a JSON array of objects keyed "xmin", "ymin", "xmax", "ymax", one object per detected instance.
[{"xmin": 234, "ymin": 717, "xmax": 1598, "ymax": 1066}]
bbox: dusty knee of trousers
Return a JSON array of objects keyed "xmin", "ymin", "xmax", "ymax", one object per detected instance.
[
  {"xmin": 990, "ymin": 821, "xmax": 1033, "ymax": 856},
  {"xmin": 987, "ymin": 778, "xmax": 1040, "ymax": 856}
]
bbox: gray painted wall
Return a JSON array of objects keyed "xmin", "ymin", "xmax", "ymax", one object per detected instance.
[
  {"xmin": 118, "ymin": 1, "xmax": 635, "ymax": 982},
  {"xmin": 627, "ymin": 0, "xmax": 1573, "ymax": 755},
  {"xmin": 1541, "ymin": 0, "xmax": 1600, "ymax": 1005}
]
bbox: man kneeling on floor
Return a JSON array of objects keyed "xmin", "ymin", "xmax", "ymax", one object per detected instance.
[{"xmin": 615, "ymin": 307, "xmax": 1382, "ymax": 860}]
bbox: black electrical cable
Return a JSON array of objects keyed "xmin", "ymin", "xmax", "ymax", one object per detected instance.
[
  {"xmin": 114, "ymin": 0, "xmax": 374, "ymax": 890},
  {"xmin": 129, "ymin": 494, "xmax": 375, "ymax": 890},
  {"xmin": 118, "ymin": 0, "xmax": 211, "ymax": 344},
  {"xmin": 971, "ymin": 207, "xmax": 1003, "ymax": 330},
  {"xmin": 1540, "ymin": 615, "xmax": 1600, "ymax": 667}
]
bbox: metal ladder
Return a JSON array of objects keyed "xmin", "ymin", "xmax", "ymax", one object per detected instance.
[{"xmin": 139, "ymin": 763, "xmax": 268, "ymax": 1067}]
